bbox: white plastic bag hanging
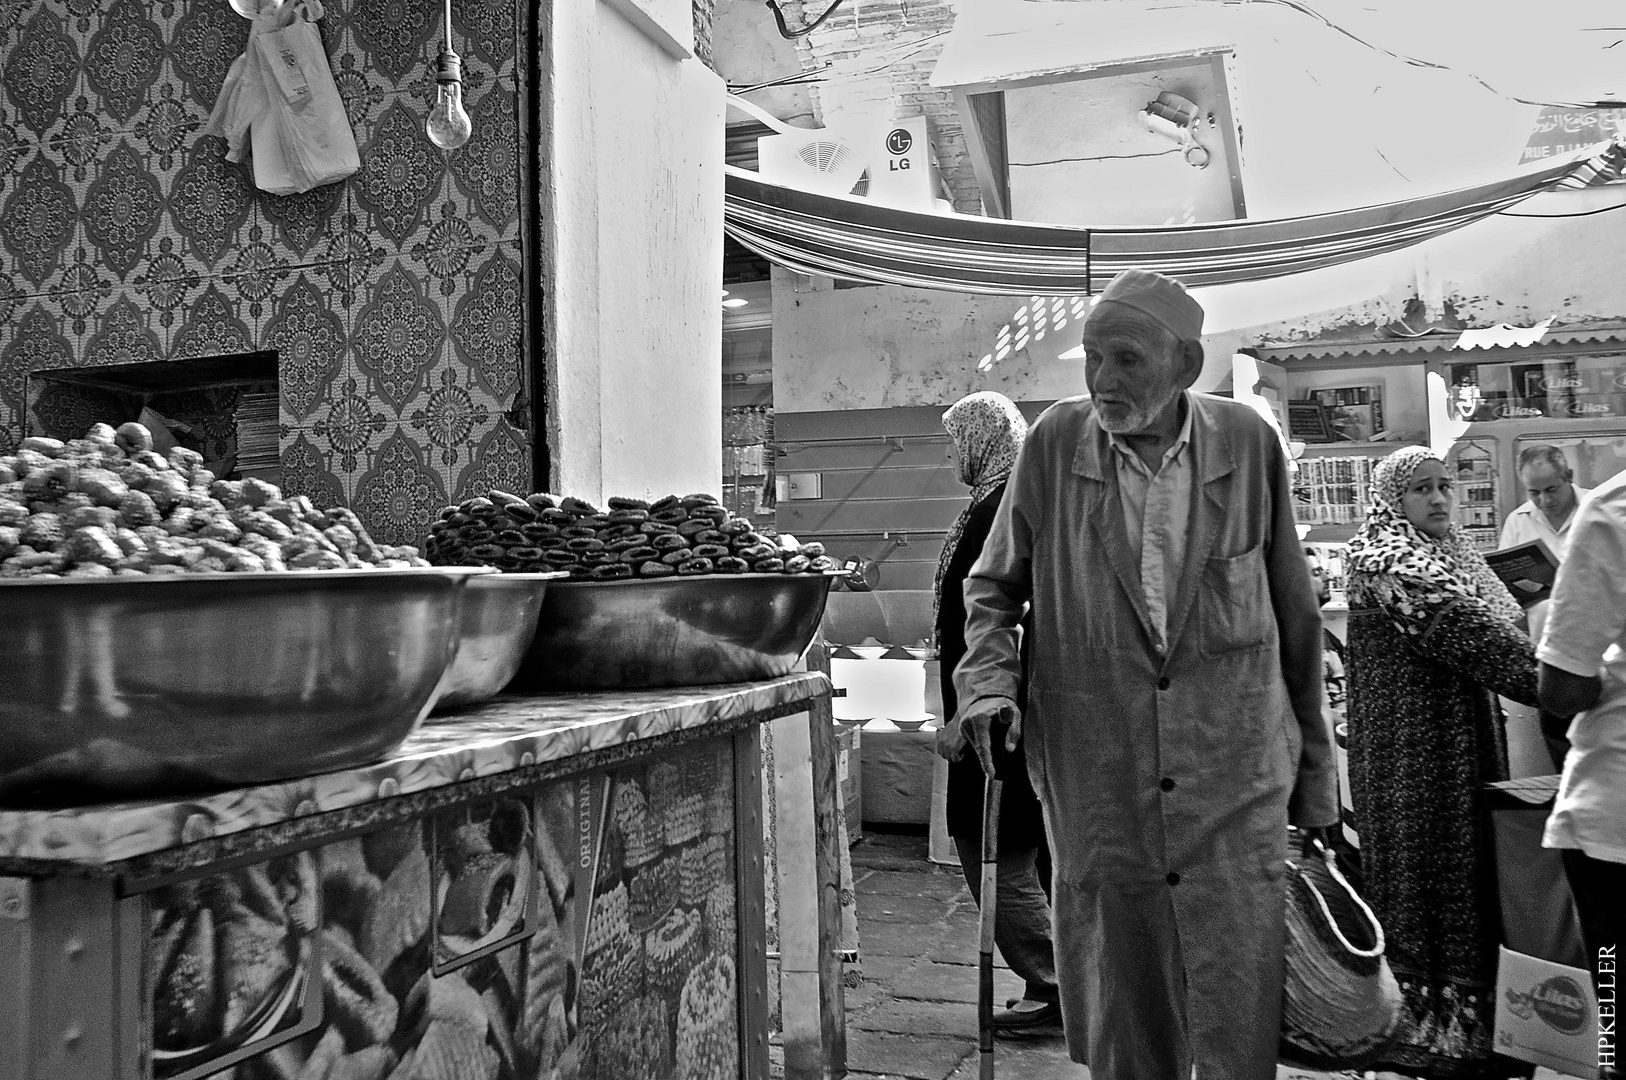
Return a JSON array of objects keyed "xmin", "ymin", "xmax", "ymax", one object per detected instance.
[
  {"xmin": 199, "ymin": 8, "xmax": 272, "ymax": 163},
  {"xmin": 255, "ymin": 0, "xmax": 360, "ymax": 193},
  {"xmin": 200, "ymin": 0, "xmax": 359, "ymax": 196}
]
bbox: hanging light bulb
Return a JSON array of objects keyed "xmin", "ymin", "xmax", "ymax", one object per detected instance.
[{"xmin": 426, "ymin": 0, "xmax": 472, "ymax": 150}]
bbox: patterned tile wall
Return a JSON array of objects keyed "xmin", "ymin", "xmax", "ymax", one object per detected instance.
[{"xmin": 0, "ymin": 0, "xmax": 533, "ymax": 548}]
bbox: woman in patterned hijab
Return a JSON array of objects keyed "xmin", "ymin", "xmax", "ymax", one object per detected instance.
[
  {"xmin": 1343, "ymin": 444, "xmax": 1539, "ymax": 1080},
  {"xmin": 931, "ymin": 392, "xmax": 1060, "ymax": 1031},
  {"xmin": 934, "ymin": 392, "xmax": 1028, "ymax": 622},
  {"xmin": 1345, "ymin": 444, "xmax": 1523, "ymax": 624}
]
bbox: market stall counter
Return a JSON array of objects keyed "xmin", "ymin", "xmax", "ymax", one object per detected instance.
[{"xmin": 0, "ymin": 673, "xmax": 830, "ymax": 1080}]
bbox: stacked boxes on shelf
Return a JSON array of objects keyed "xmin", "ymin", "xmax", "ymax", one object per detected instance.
[
  {"xmin": 233, "ymin": 389, "xmax": 281, "ymax": 486},
  {"xmin": 1293, "ymin": 454, "xmax": 1378, "ymax": 526}
]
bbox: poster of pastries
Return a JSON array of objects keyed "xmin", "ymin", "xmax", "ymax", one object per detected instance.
[
  {"xmin": 147, "ymin": 855, "xmax": 323, "ymax": 1080},
  {"xmin": 150, "ymin": 784, "xmax": 584, "ymax": 1080},
  {"xmin": 431, "ymin": 796, "xmax": 539, "ymax": 974},
  {"xmin": 576, "ymin": 739, "xmax": 742, "ymax": 1079}
]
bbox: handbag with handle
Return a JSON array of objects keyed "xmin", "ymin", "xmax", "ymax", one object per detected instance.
[{"xmin": 1279, "ymin": 835, "xmax": 1404, "ymax": 1070}]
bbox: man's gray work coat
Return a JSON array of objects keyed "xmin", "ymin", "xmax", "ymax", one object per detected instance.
[{"xmin": 955, "ymin": 393, "xmax": 1339, "ymax": 1080}]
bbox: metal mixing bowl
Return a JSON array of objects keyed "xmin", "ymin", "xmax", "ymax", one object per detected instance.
[
  {"xmin": 511, "ymin": 572, "xmax": 837, "ymax": 691},
  {"xmin": 432, "ymin": 571, "xmax": 568, "ymax": 712},
  {"xmin": 0, "ymin": 568, "xmax": 485, "ymax": 807}
]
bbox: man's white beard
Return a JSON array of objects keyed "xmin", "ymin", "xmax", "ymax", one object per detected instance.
[{"xmin": 1095, "ymin": 390, "xmax": 1178, "ymax": 435}]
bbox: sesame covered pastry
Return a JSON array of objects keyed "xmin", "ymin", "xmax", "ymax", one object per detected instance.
[
  {"xmin": 154, "ymin": 906, "xmax": 219, "ymax": 1050},
  {"xmin": 675, "ymin": 951, "xmax": 739, "ymax": 1079},
  {"xmin": 216, "ymin": 900, "xmax": 295, "ymax": 1034},
  {"xmin": 428, "ymin": 487, "xmax": 834, "ymax": 579}
]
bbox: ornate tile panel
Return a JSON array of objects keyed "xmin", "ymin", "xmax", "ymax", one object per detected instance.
[{"xmin": 0, "ymin": 0, "xmax": 534, "ymax": 537}]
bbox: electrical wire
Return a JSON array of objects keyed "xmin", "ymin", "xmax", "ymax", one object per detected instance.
[
  {"xmin": 727, "ymin": 65, "xmax": 831, "ymax": 95},
  {"xmin": 1242, "ymin": 0, "xmax": 1626, "ymax": 110},
  {"xmin": 766, "ymin": 0, "xmax": 848, "ymax": 39},
  {"xmin": 1498, "ymin": 199, "xmax": 1626, "ymax": 217},
  {"xmin": 729, "ymin": 27, "xmax": 946, "ymax": 93},
  {"xmin": 839, "ymin": 30, "xmax": 950, "ymax": 76}
]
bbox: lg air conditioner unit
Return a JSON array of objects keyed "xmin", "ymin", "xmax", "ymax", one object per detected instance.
[{"xmin": 757, "ymin": 127, "xmax": 871, "ymax": 198}]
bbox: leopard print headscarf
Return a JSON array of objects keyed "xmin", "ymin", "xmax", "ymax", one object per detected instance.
[{"xmin": 1345, "ymin": 445, "xmax": 1523, "ymax": 628}]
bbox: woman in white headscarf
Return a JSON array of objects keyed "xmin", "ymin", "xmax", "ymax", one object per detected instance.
[
  {"xmin": 932, "ymin": 392, "xmax": 1062, "ymax": 1031},
  {"xmin": 1344, "ymin": 445, "xmax": 1538, "ymax": 1079}
]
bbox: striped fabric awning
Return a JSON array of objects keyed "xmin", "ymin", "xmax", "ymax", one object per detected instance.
[{"xmin": 723, "ymin": 141, "xmax": 1626, "ymax": 296}]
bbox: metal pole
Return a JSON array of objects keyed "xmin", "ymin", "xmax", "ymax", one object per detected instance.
[{"xmin": 977, "ymin": 775, "xmax": 1003, "ymax": 1080}]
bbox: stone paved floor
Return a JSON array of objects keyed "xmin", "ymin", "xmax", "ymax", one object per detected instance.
[{"xmin": 771, "ymin": 829, "xmax": 1370, "ymax": 1080}]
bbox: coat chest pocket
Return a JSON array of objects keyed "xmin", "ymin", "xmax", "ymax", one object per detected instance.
[{"xmin": 1200, "ymin": 546, "xmax": 1272, "ymax": 655}]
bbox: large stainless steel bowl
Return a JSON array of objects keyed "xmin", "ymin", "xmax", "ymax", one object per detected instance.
[
  {"xmin": 433, "ymin": 571, "xmax": 568, "ymax": 712},
  {"xmin": 0, "ymin": 568, "xmax": 485, "ymax": 807},
  {"xmin": 511, "ymin": 572, "xmax": 837, "ymax": 691}
]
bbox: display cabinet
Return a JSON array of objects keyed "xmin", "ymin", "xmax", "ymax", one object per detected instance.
[{"xmin": 0, "ymin": 675, "xmax": 832, "ymax": 1080}]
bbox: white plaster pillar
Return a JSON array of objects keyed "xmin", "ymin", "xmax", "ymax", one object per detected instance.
[
  {"xmin": 545, "ymin": 0, "xmax": 725, "ymax": 505},
  {"xmin": 545, "ymin": 0, "xmax": 604, "ymax": 501}
]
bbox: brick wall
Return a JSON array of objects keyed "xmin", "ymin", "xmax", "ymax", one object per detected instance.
[
  {"xmin": 693, "ymin": 0, "xmax": 717, "ymax": 69},
  {"xmin": 785, "ymin": 0, "xmax": 983, "ymax": 213}
]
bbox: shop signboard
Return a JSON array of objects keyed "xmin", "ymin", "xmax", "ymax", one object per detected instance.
[
  {"xmin": 1523, "ymin": 107, "xmax": 1626, "ymax": 165},
  {"xmin": 1449, "ymin": 355, "xmax": 1626, "ymax": 422}
]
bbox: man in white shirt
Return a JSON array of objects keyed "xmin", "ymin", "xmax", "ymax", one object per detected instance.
[
  {"xmin": 1538, "ymin": 467, "xmax": 1626, "ymax": 1080},
  {"xmin": 1501, "ymin": 445, "xmax": 1593, "ymax": 772},
  {"xmin": 1500, "ymin": 444, "xmax": 1592, "ymax": 556}
]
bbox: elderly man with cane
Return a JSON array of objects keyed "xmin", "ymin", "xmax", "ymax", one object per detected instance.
[{"xmin": 954, "ymin": 269, "xmax": 1339, "ymax": 1080}]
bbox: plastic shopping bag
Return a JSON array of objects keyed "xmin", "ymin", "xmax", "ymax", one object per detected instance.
[
  {"xmin": 199, "ymin": 23, "xmax": 271, "ymax": 163},
  {"xmin": 254, "ymin": 0, "xmax": 359, "ymax": 193},
  {"xmin": 199, "ymin": 0, "xmax": 358, "ymax": 196}
]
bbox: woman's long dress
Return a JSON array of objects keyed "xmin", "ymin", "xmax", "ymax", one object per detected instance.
[{"xmin": 1346, "ymin": 586, "xmax": 1538, "ymax": 1078}]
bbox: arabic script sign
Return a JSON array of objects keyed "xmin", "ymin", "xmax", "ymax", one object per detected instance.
[{"xmin": 1524, "ymin": 107, "xmax": 1626, "ymax": 163}]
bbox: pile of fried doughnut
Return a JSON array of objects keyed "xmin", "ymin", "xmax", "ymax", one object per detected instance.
[
  {"xmin": 0, "ymin": 424, "xmax": 426, "ymax": 578},
  {"xmin": 426, "ymin": 490, "xmax": 836, "ymax": 580}
]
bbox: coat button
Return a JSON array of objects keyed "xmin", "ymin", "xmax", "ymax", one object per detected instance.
[
  {"xmin": 1166, "ymin": 872, "xmax": 1180, "ymax": 886},
  {"xmin": 1160, "ymin": 777, "xmax": 1176, "ymax": 792},
  {"xmin": 1157, "ymin": 677, "xmax": 1171, "ymax": 690}
]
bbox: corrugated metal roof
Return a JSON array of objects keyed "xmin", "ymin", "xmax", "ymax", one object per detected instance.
[{"xmin": 1254, "ymin": 324, "xmax": 1626, "ymax": 362}]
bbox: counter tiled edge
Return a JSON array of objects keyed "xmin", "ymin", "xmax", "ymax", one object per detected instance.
[{"xmin": 0, "ymin": 672, "xmax": 831, "ymax": 868}]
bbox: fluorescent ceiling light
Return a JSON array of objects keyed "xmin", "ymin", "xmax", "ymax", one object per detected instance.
[{"xmin": 723, "ymin": 298, "xmax": 750, "ymax": 308}]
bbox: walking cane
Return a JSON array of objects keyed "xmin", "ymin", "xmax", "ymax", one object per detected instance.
[{"xmin": 977, "ymin": 718, "xmax": 1009, "ymax": 1080}]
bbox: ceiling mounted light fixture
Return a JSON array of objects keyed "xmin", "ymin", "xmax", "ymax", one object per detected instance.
[
  {"xmin": 426, "ymin": 0, "xmax": 472, "ymax": 150},
  {"xmin": 1139, "ymin": 91, "xmax": 1210, "ymax": 169}
]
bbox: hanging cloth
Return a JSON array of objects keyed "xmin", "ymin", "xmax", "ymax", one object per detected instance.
[{"xmin": 722, "ymin": 140, "xmax": 1626, "ymax": 296}]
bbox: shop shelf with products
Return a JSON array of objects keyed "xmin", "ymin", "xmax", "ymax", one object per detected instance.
[
  {"xmin": 724, "ymin": 404, "xmax": 776, "ymax": 521},
  {"xmin": 1291, "ymin": 443, "xmax": 1414, "ymax": 543},
  {"xmin": 1445, "ymin": 438, "xmax": 1500, "ymax": 551}
]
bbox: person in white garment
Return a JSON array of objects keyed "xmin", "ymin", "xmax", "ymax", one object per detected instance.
[
  {"xmin": 1500, "ymin": 444, "xmax": 1591, "ymax": 556},
  {"xmin": 1499, "ymin": 445, "xmax": 1593, "ymax": 773},
  {"xmin": 1537, "ymin": 467, "xmax": 1626, "ymax": 1080}
]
